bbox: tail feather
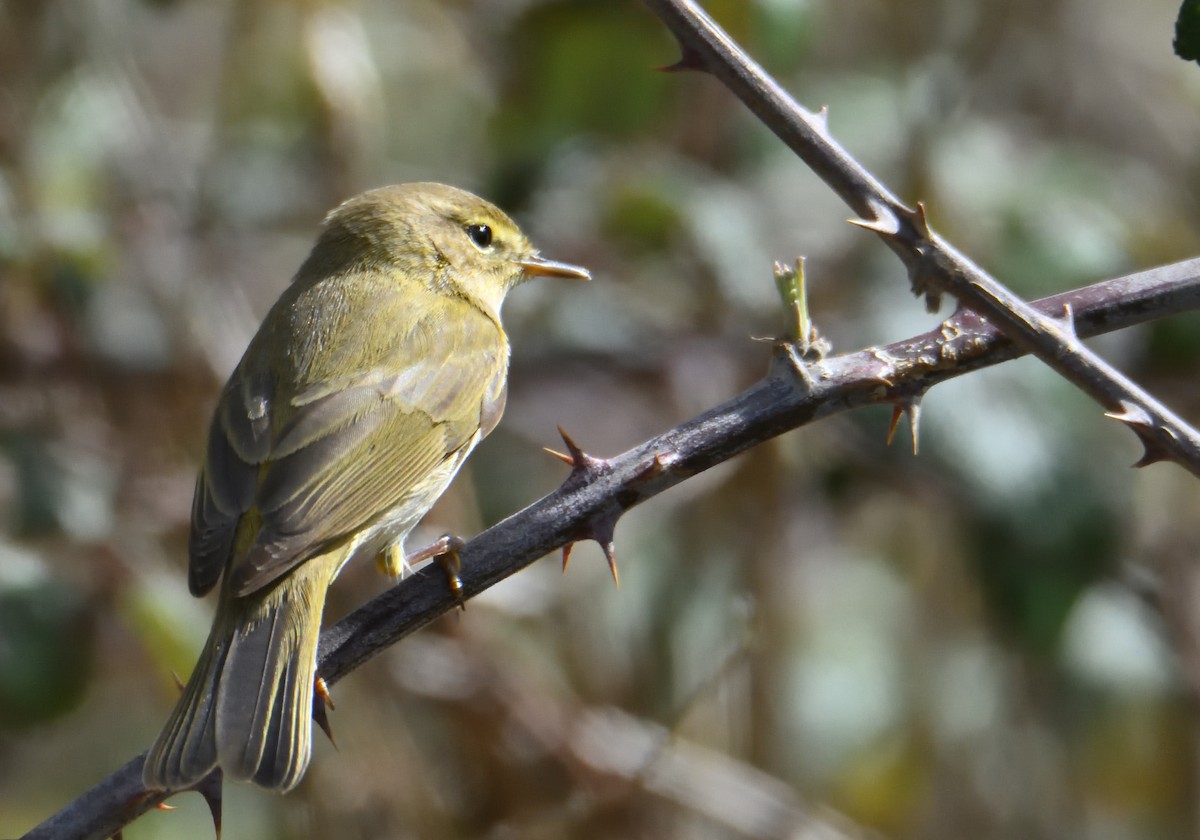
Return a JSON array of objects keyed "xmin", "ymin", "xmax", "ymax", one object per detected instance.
[{"xmin": 144, "ymin": 558, "xmax": 332, "ymax": 793}]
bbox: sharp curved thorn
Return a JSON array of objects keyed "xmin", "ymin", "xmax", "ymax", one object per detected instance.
[
  {"xmin": 562, "ymin": 541, "xmax": 574, "ymax": 572},
  {"xmin": 313, "ymin": 694, "xmax": 338, "ymax": 751},
  {"xmin": 557, "ymin": 425, "xmax": 610, "ymax": 480},
  {"xmin": 657, "ymin": 44, "xmax": 706, "ymax": 73},
  {"xmin": 587, "ymin": 516, "xmax": 620, "ymax": 588},
  {"xmin": 1104, "ymin": 401, "xmax": 1155, "ymax": 430},
  {"xmin": 557, "ymin": 424, "xmax": 585, "ymax": 461},
  {"xmin": 1129, "ymin": 425, "xmax": 1174, "ymax": 468},
  {"xmin": 194, "ymin": 769, "xmax": 223, "ymax": 840},
  {"xmin": 847, "ymin": 215, "xmax": 896, "ymax": 235},
  {"xmin": 911, "ymin": 201, "xmax": 933, "ymax": 239},
  {"xmin": 906, "ymin": 400, "xmax": 923, "ymax": 455},
  {"xmin": 543, "ymin": 446, "xmax": 575, "ymax": 466},
  {"xmin": 885, "ymin": 405, "xmax": 904, "ymax": 447},
  {"xmin": 602, "ymin": 541, "xmax": 620, "ymax": 589},
  {"xmin": 1132, "ymin": 445, "xmax": 1169, "ymax": 469},
  {"xmin": 155, "ymin": 802, "xmax": 177, "ymax": 811}
]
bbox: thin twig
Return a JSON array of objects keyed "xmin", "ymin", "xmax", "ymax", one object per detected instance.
[
  {"xmin": 22, "ymin": 258, "xmax": 1200, "ymax": 840},
  {"xmin": 641, "ymin": 0, "xmax": 1200, "ymax": 475}
]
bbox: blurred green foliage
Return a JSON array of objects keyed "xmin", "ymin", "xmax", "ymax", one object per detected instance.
[{"xmin": 3, "ymin": 1, "xmax": 1200, "ymax": 838}]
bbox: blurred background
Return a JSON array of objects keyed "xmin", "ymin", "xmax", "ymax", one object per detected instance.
[{"xmin": 4, "ymin": 0, "xmax": 1200, "ymax": 838}]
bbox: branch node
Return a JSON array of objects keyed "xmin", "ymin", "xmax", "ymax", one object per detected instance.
[{"xmin": 909, "ymin": 255, "xmax": 944, "ymax": 313}]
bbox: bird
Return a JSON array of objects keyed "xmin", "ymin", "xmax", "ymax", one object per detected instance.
[{"xmin": 142, "ymin": 182, "xmax": 589, "ymax": 793}]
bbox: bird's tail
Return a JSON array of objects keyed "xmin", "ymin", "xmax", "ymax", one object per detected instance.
[{"xmin": 142, "ymin": 555, "xmax": 334, "ymax": 792}]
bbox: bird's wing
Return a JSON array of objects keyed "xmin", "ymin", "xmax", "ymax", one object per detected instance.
[
  {"xmin": 188, "ymin": 368, "xmax": 273, "ymax": 596},
  {"xmin": 188, "ymin": 305, "xmax": 508, "ymax": 598}
]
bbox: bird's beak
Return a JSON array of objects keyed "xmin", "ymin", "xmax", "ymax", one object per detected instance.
[{"xmin": 517, "ymin": 254, "xmax": 591, "ymax": 281}]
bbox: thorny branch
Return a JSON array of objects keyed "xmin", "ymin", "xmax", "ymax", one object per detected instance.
[
  {"xmin": 642, "ymin": 0, "xmax": 1200, "ymax": 475},
  {"xmin": 23, "ymin": 1, "xmax": 1200, "ymax": 836},
  {"xmin": 25, "ymin": 257, "xmax": 1200, "ymax": 840}
]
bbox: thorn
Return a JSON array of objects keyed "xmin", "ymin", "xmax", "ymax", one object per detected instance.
[
  {"xmin": 657, "ymin": 46, "xmax": 705, "ymax": 73},
  {"xmin": 847, "ymin": 215, "xmax": 896, "ymax": 235},
  {"xmin": 313, "ymin": 682, "xmax": 338, "ymax": 751},
  {"xmin": 1104, "ymin": 401, "xmax": 1175, "ymax": 468},
  {"xmin": 563, "ymin": 516, "xmax": 621, "ymax": 587},
  {"xmin": 905, "ymin": 400, "xmax": 922, "ymax": 455},
  {"xmin": 558, "ymin": 424, "xmax": 586, "ymax": 464},
  {"xmin": 630, "ymin": 449, "xmax": 682, "ymax": 489},
  {"xmin": 170, "ymin": 671, "xmax": 185, "ymax": 693},
  {"xmin": 543, "ymin": 447, "xmax": 574, "ymax": 466},
  {"xmin": 1131, "ymin": 443, "xmax": 1169, "ymax": 468},
  {"xmin": 194, "ymin": 769, "xmax": 223, "ymax": 840},
  {"xmin": 910, "ymin": 201, "xmax": 933, "ymax": 239},
  {"xmin": 886, "ymin": 405, "xmax": 904, "ymax": 447},
  {"xmin": 555, "ymin": 425, "xmax": 609, "ymax": 484},
  {"xmin": 590, "ymin": 517, "xmax": 620, "ymax": 589},
  {"xmin": 156, "ymin": 802, "xmax": 177, "ymax": 811},
  {"xmin": 847, "ymin": 201, "xmax": 901, "ymax": 236},
  {"xmin": 1104, "ymin": 401, "xmax": 1155, "ymax": 430},
  {"xmin": 885, "ymin": 395, "xmax": 922, "ymax": 454},
  {"xmin": 602, "ymin": 540, "xmax": 620, "ymax": 589}
]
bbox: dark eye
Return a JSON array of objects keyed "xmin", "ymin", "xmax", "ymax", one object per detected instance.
[{"xmin": 466, "ymin": 223, "xmax": 493, "ymax": 249}]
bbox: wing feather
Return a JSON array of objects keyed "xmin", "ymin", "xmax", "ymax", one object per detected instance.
[{"xmin": 188, "ymin": 288, "xmax": 509, "ymax": 599}]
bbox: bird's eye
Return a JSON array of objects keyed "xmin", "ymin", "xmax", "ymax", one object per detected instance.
[{"xmin": 466, "ymin": 223, "xmax": 493, "ymax": 250}]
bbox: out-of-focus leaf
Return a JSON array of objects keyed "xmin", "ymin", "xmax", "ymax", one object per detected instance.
[
  {"xmin": 1175, "ymin": 0, "xmax": 1200, "ymax": 62},
  {"xmin": 491, "ymin": 3, "xmax": 675, "ymax": 166},
  {"xmin": 0, "ymin": 582, "xmax": 95, "ymax": 728}
]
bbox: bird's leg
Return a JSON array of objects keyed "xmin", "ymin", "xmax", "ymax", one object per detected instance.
[
  {"xmin": 406, "ymin": 534, "xmax": 467, "ymax": 606},
  {"xmin": 376, "ymin": 543, "xmax": 411, "ymax": 579}
]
